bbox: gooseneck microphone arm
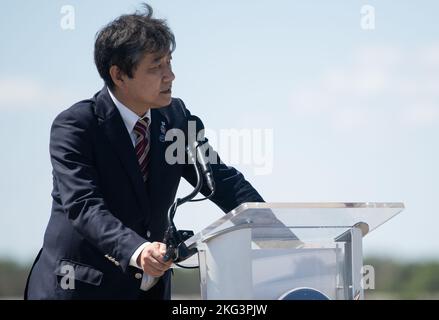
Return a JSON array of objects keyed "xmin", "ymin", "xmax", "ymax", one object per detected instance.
[
  {"xmin": 163, "ymin": 116, "xmax": 216, "ymax": 263},
  {"xmin": 166, "ymin": 144, "xmax": 202, "ymax": 229},
  {"xmin": 163, "ymin": 144, "xmax": 201, "ymax": 263}
]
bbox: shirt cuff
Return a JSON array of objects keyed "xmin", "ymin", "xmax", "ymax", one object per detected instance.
[{"xmin": 129, "ymin": 242, "xmax": 150, "ymax": 270}]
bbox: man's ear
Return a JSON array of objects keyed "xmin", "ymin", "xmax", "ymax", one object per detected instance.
[{"xmin": 109, "ymin": 65, "xmax": 125, "ymax": 89}]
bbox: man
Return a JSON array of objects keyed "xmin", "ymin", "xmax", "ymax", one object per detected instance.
[{"xmin": 25, "ymin": 4, "xmax": 263, "ymax": 300}]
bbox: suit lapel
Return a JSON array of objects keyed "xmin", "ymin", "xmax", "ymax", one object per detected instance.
[
  {"xmin": 146, "ymin": 109, "xmax": 168, "ymax": 196},
  {"xmin": 95, "ymin": 88, "xmax": 151, "ymax": 218},
  {"xmin": 146, "ymin": 108, "xmax": 183, "ymax": 207}
]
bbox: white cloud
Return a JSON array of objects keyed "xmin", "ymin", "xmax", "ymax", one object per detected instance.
[
  {"xmin": 400, "ymin": 102, "xmax": 439, "ymax": 127},
  {"xmin": 418, "ymin": 44, "xmax": 439, "ymax": 69},
  {"xmin": 289, "ymin": 45, "xmax": 439, "ymax": 130},
  {"xmin": 0, "ymin": 77, "xmax": 75, "ymax": 110}
]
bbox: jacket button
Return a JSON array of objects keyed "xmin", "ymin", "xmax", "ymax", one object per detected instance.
[
  {"xmin": 146, "ymin": 230, "xmax": 151, "ymax": 238},
  {"xmin": 135, "ymin": 273, "xmax": 142, "ymax": 279}
]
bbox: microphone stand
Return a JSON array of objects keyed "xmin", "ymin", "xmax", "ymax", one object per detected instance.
[{"xmin": 162, "ymin": 143, "xmax": 206, "ymax": 263}]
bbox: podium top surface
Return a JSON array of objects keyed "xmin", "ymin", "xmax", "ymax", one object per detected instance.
[{"xmin": 185, "ymin": 202, "xmax": 404, "ymax": 246}]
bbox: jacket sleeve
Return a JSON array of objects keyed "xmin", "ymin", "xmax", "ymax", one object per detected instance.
[
  {"xmin": 183, "ymin": 157, "xmax": 265, "ymax": 213},
  {"xmin": 49, "ymin": 108, "xmax": 146, "ymax": 272},
  {"xmin": 178, "ymin": 102, "xmax": 265, "ymax": 213}
]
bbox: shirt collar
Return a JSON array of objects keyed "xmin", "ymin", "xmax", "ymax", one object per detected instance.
[{"xmin": 107, "ymin": 87, "xmax": 151, "ymax": 134}]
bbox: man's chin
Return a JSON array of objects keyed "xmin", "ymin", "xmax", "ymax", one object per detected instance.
[{"xmin": 152, "ymin": 97, "xmax": 173, "ymax": 108}]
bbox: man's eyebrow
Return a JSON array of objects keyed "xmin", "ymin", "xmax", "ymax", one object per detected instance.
[{"xmin": 152, "ymin": 54, "xmax": 172, "ymax": 63}]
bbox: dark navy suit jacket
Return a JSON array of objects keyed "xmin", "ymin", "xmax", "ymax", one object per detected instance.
[{"xmin": 25, "ymin": 87, "xmax": 264, "ymax": 300}]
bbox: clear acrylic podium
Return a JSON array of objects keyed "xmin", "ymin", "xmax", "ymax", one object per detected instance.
[{"xmin": 183, "ymin": 202, "xmax": 404, "ymax": 300}]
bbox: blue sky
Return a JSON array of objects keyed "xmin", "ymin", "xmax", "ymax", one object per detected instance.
[{"xmin": 1, "ymin": 0, "xmax": 438, "ymax": 264}]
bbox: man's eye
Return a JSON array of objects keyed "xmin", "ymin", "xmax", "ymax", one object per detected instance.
[{"xmin": 149, "ymin": 59, "xmax": 171, "ymax": 71}]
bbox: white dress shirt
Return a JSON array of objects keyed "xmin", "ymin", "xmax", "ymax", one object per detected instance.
[{"xmin": 107, "ymin": 88, "xmax": 158, "ymax": 291}]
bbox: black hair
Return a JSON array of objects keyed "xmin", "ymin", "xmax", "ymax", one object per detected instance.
[{"xmin": 94, "ymin": 3, "xmax": 175, "ymax": 89}]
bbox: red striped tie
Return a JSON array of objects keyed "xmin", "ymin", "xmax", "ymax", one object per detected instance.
[{"xmin": 134, "ymin": 118, "xmax": 150, "ymax": 182}]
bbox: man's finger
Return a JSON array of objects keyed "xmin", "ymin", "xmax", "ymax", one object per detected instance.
[
  {"xmin": 148, "ymin": 253, "xmax": 171, "ymax": 269},
  {"xmin": 143, "ymin": 259, "xmax": 166, "ymax": 275},
  {"xmin": 157, "ymin": 243, "xmax": 167, "ymax": 255}
]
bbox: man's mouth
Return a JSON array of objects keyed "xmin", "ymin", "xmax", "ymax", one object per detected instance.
[{"xmin": 160, "ymin": 88, "xmax": 172, "ymax": 94}]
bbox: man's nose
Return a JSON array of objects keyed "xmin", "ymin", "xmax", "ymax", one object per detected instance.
[{"xmin": 164, "ymin": 67, "xmax": 175, "ymax": 82}]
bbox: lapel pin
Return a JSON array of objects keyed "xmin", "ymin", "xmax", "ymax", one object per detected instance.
[{"xmin": 159, "ymin": 121, "xmax": 167, "ymax": 142}]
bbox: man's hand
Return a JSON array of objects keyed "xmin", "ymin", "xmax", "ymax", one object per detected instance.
[{"xmin": 137, "ymin": 242, "xmax": 173, "ymax": 277}]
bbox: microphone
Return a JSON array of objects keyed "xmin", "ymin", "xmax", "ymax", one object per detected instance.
[{"xmin": 187, "ymin": 115, "xmax": 216, "ymax": 194}]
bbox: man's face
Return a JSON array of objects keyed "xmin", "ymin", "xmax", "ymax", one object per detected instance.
[{"xmin": 122, "ymin": 51, "xmax": 175, "ymax": 109}]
